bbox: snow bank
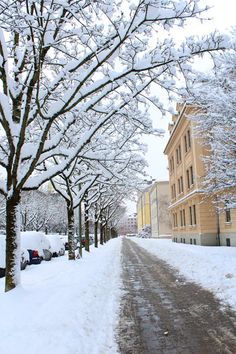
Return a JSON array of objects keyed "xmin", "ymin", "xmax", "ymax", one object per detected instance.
[
  {"xmin": 132, "ymin": 238, "xmax": 236, "ymax": 310},
  {"xmin": 0, "ymin": 238, "xmax": 122, "ymax": 354}
]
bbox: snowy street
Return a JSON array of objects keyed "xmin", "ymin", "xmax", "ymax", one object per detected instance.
[
  {"xmin": 0, "ymin": 237, "xmax": 236, "ymax": 354},
  {"xmin": 118, "ymin": 238, "xmax": 236, "ymax": 354}
]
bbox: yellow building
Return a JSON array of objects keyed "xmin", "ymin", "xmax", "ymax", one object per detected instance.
[
  {"xmin": 149, "ymin": 181, "xmax": 171, "ymax": 238},
  {"xmin": 137, "ymin": 187, "xmax": 151, "ymax": 232},
  {"xmin": 164, "ymin": 103, "xmax": 236, "ymax": 246}
]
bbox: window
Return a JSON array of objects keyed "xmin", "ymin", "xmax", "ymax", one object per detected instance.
[
  {"xmin": 187, "ymin": 169, "xmax": 190, "ymax": 189},
  {"xmin": 180, "ymin": 238, "xmax": 182, "ymax": 243},
  {"xmin": 187, "ymin": 129, "xmax": 191, "ymax": 149},
  {"xmin": 176, "ymin": 144, "xmax": 182, "ymax": 165},
  {"xmin": 180, "ymin": 209, "xmax": 186, "ymax": 227},
  {"xmin": 183, "ymin": 238, "xmax": 185, "ymax": 243},
  {"xmin": 183, "ymin": 209, "xmax": 186, "ymax": 226},
  {"xmin": 189, "ymin": 206, "xmax": 192, "ymax": 225},
  {"xmin": 180, "ymin": 176, "xmax": 183, "ymax": 193},
  {"xmin": 184, "ymin": 135, "xmax": 188, "ymax": 153},
  {"xmin": 169, "ymin": 156, "xmax": 175, "ymax": 173},
  {"xmin": 186, "ymin": 167, "xmax": 194, "ymax": 188},
  {"xmin": 193, "ymin": 204, "xmax": 197, "ymax": 225},
  {"xmin": 193, "ymin": 238, "xmax": 196, "ymax": 245},
  {"xmin": 190, "ymin": 238, "xmax": 192, "ymax": 244},
  {"xmin": 225, "ymin": 206, "xmax": 231, "ymax": 223},
  {"xmin": 178, "ymin": 144, "xmax": 182, "ymax": 162},
  {"xmin": 176, "ymin": 148, "xmax": 179, "ymax": 165},
  {"xmin": 173, "ymin": 213, "xmax": 178, "ymax": 228},
  {"xmin": 171, "ymin": 184, "xmax": 176, "ymax": 199},
  {"xmin": 180, "ymin": 210, "xmax": 183, "ymax": 226},
  {"xmin": 190, "ymin": 166, "xmax": 194, "ymax": 185},
  {"xmin": 226, "ymin": 238, "xmax": 231, "ymax": 247}
]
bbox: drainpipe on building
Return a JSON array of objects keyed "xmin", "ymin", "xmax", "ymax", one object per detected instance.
[
  {"xmin": 216, "ymin": 195, "xmax": 221, "ymax": 246},
  {"xmin": 156, "ymin": 185, "xmax": 160, "ymax": 237}
]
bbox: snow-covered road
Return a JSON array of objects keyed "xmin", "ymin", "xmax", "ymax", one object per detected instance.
[{"xmin": 132, "ymin": 237, "xmax": 236, "ymax": 309}]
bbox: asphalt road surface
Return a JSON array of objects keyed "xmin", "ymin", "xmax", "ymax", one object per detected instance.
[{"xmin": 117, "ymin": 238, "xmax": 236, "ymax": 354}]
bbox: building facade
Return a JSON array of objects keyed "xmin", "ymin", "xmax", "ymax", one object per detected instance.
[
  {"xmin": 149, "ymin": 181, "xmax": 171, "ymax": 238},
  {"xmin": 137, "ymin": 187, "xmax": 151, "ymax": 232},
  {"xmin": 164, "ymin": 103, "xmax": 236, "ymax": 246},
  {"xmin": 118, "ymin": 213, "xmax": 137, "ymax": 235}
]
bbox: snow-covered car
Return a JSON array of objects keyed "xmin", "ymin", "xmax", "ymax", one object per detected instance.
[
  {"xmin": 60, "ymin": 235, "xmax": 69, "ymax": 250},
  {"xmin": 46, "ymin": 234, "xmax": 65, "ymax": 257},
  {"xmin": 21, "ymin": 231, "xmax": 52, "ymax": 262},
  {"xmin": 0, "ymin": 234, "xmax": 30, "ymax": 277}
]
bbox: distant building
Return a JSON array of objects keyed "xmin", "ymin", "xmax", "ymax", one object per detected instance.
[
  {"xmin": 118, "ymin": 213, "xmax": 137, "ymax": 235},
  {"xmin": 149, "ymin": 181, "xmax": 171, "ymax": 238},
  {"xmin": 164, "ymin": 103, "xmax": 236, "ymax": 246},
  {"xmin": 136, "ymin": 182, "xmax": 171, "ymax": 237},
  {"xmin": 137, "ymin": 187, "xmax": 151, "ymax": 233}
]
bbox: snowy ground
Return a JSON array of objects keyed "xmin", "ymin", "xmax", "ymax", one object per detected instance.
[
  {"xmin": 132, "ymin": 238, "xmax": 236, "ymax": 310},
  {"xmin": 0, "ymin": 239, "xmax": 122, "ymax": 354}
]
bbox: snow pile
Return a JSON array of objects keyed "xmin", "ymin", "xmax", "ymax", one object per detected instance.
[
  {"xmin": 132, "ymin": 238, "xmax": 236, "ymax": 309},
  {"xmin": 0, "ymin": 238, "xmax": 121, "ymax": 354}
]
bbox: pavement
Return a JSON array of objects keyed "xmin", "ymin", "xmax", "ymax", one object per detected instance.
[{"xmin": 117, "ymin": 238, "xmax": 236, "ymax": 354}]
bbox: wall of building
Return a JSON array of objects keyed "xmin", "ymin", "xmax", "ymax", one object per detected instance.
[
  {"xmin": 137, "ymin": 189, "xmax": 151, "ymax": 232},
  {"xmin": 150, "ymin": 181, "xmax": 171, "ymax": 237}
]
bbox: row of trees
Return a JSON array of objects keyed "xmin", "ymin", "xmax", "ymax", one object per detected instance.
[{"xmin": 0, "ymin": 0, "xmax": 229, "ymax": 291}]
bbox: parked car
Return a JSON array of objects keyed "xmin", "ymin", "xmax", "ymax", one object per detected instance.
[
  {"xmin": 0, "ymin": 234, "xmax": 30, "ymax": 277},
  {"xmin": 21, "ymin": 248, "xmax": 29, "ymax": 269},
  {"xmin": 60, "ymin": 235, "xmax": 80, "ymax": 251},
  {"xmin": 79, "ymin": 236, "xmax": 94, "ymax": 248},
  {"xmin": 46, "ymin": 234, "xmax": 65, "ymax": 257},
  {"xmin": 60, "ymin": 236, "xmax": 69, "ymax": 250},
  {"xmin": 21, "ymin": 231, "xmax": 52, "ymax": 262},
  {"xmin": 27, "ymin": 249, "xmax": 41, "ymax": 265}
]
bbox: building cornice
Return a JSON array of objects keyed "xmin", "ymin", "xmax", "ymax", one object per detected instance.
[{"xmin": 168, "ymin": 189, "xmax": 204, "ymax": 209}]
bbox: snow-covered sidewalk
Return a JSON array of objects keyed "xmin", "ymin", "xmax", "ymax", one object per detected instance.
[
  {"xmin": 0, "ymin": 239, "xmax": 122, "ymax": 354},
  {"xmin": 132, "ymin": 238, "xmax": 236, "ymax": 310}
]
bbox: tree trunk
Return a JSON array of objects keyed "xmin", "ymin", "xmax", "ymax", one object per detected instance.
[
  {"xmin": 78, "ymin": 201, "xmax": 82, "ymax": 258},
  {"xmin": 84, "ymin": 199, "xmax": 89, "ymax": 252},
  {"xmin": 5, "ymin": 192, "xmax": 21, "ymax": 292},
  {"xmin": 94, "ymin": 220, "xmax": 98, "ymax": 248},
  {"xmin": 100, "ymin": 223, "xmax": 103, "ymax": 245},
  {"xmin": 94, "ymin": 211, "xmax": 98, "ymax": 248},
  {"xmin": 67, "ymin": 203, "xmax": 75, "ymax": 260},
  {"xmin": 104, "ymin": 224, "xmax": 107, "ymax": 243}
]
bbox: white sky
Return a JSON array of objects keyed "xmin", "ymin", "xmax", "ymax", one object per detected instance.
[{"xmin": 143, "ymin": 0, "xmax": 236, "ymax": 182}]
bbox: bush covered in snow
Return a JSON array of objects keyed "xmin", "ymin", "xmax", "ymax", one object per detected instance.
[{"xmin": 138, "ymin": 225, "xmax": 151, "ymax": 238}]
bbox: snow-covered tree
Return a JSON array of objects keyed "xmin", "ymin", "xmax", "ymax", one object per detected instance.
[
  {"xmin": 0, "ymin": 0, "xmax": 229, "ymax": 291},
  {"xmin": 187, "ymin": 48, "xmax": 236, "ymax": 209},
  {"xmin": 20, "ymin": 190, "xmax": 67, "ymax": 233}
]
